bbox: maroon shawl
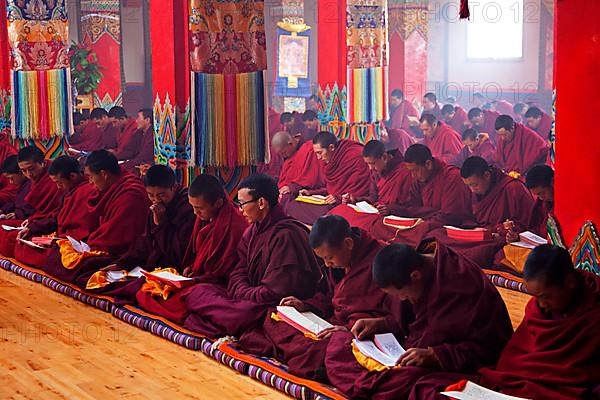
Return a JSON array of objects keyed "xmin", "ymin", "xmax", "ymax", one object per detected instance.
[
  {"xmin": 323, "ymin": 139, "xmax": 372, "ymax": 198},
  {"xmin": 278, "ymin": 141, "xmax": 324, "ymax": 193},
  {"xmin": 390, "ymin": 100, "xmax": 419, "ymax": 132},
  {"xmin": 496, "ymin": 123, "xmax": 549, "ymax": 175},
  {"xmin": 448, "ymin": 106, "xmax": 468, "ymax": 133},
  {"xmin": 25, "ymin": 164, "xmax": 63, "ymax": 222},
  {"xmin": 57, "ymin": 180, "xmax": 98, "ymax": 240},
  {"xmin": 423, "ymin": 123, "xmax": 463, "ymax": 164},
  {"xmin": 385, "ymin": 128, "xmax": 415, "ymax": 154}
]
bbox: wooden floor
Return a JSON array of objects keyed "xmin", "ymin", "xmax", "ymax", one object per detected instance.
[{"xmin": 0, "ymin": 269, "xmax": 289, "ymax": 400}]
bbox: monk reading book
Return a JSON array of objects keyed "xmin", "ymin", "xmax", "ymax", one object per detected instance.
[
  {"xmin": 183, "ymin": 174, "xmax": 323, "ymax": 338},
  {"xmin": 524, "ymin": 106, "xmax": 553, "ymax": 139},
  {"xmin": 329, "ymin": 140, "xmax": 412, "ymax": 236},
  {"xmin": 525, "ymin": 165, "xmax": 554, "ymax": 237},
  {"xmin": 420, "ymin": 114, "xmax": 463, "ymax": 164},
  {"xmin": 0, "ymin": 147, "xmax": 63, "ymax": 258},
  {"xmin": 380, "ymin": 127, "xmax": 415, "ymax": 154},
  {"xmin": 387, "ymin": 89, "xmax": 419, "ymax": 132},
  {"xmin": 325, "ymin": 242, "xmax": 513, "ymax": 399},
  {"xmin": 450, "ymin": 128, "xmax": 496, "ymax": 168},
  {"xmin": 468, "ymin": 107, "xmax": 501, "ymax": 144},
  {"xmin": 238, "ymin": 215, "xmax": 389, "ymax": 381},
  {"xmin": 422, "ymin": 93, "xmax": 443, "ymax": 120},
  {"xmin": 121, "ymin": 109, "xmax": 155, "ymax": 173},
  {"xmin": 369, "ymin": 144, "xmax": 474, "ymax": 247},
  {"xmin": 135, "ymin": 173, "xmax": 248, "ymax": 322},
  {"xmin": 495, "ymin": 115, "xmax": 549, "ymax": 177},
  {"xmin": 441, "ymin": 104, "xmax": 469, "ymax": 134},
  {"xmin": 0, "ymin": 156, "xmax": 34, "ymax": 221},
  {"xmin": 413, "ymin": 245, "xmax": 600, "ymax": 399},
  {"xmin": 286, "ymin": 132, "xmax": 373, "ymax": 225},
  {"xmin": 40, "ymin": 150, "xmax": 149, "ymax": 288},
  {"xmin": 108, "ymin": 106, "xmax": 140, "ymax": 158},
  {"xmin": 13, "ymin": 156, "xmax": 97, "ymax": 267}
]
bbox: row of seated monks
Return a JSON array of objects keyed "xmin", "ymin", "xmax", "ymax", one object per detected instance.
[
  {"xmin": 69, "ymin": 106, "xmax": 154, "ymax": 173},
  {"xmin": 0, "ymin": 135, "xmax": 598, "ymax": 399}
]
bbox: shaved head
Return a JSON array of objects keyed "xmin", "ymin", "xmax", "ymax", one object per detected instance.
[
  {"xmin": 272, "ymin": 131, "xmax": 299, "ymax": 159},
  {"xmin": 272, "ymin": 131, "xmax": 292, "ymax": 150}
]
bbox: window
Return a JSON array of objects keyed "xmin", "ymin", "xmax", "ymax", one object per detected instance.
[{"xmin": 467, "ymin": 0, "xmax": 524, "ymax": 60}]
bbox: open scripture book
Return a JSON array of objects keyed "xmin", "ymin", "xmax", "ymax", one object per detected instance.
[
  {"xmin": 274, "ymin": 306, "xmax": 333, "ymax": 337},
  {"xmin": 352, "ymin": 333, "xmax": 406, "ymax": 367},
  {"xmin": 347, "ymin": 201, "xmax": 379, "ymax": 214},
  {"xmin": 444, "ymin": 226, "xmax": 490, "ymax": 242},
  {"xmin": 441, "ymin": 380, "xmax": 530, "ymax": 400}
]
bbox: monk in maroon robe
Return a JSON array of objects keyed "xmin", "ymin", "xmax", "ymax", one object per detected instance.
[
  {"xmin": 40, "ymin": 150, "xmax": 149, "ymax": 287},
  {"xmin": 494, "ymin": 99, "xmax": 515, "ymax": 117},
  {"xmin": 450, "ymin": 128, "xmax": 496, "ymax": 168},
  {"xmin": 525, "ymin": 165, "xmax": 554, "ymax": 237},
  {"xmin": 121, "ymin": 109, "xmax": 155, "ymax": 173},
  {"xmin": 0, "ymin": 136, "xmax": 17, "ymax": 206},
  {"xmin": 419, "ymin": 114, "xmax": 463, "ymax": 165},
  {"xmin": 302, "ymin": 110, "xmax": 320, "ymax": 141},
  {"xmin": 69, "ymin": 108, "xmax": 117, "ymax": 152},
  {"xmin": 441, "ymin": 104, "xmax": 469, "ymax": 133},
  {"xmin": 381, "ymin": 127, "xmax": 415, "ymax": 154},
  {"xmin": 110, "ymin": 110, "xmax": 140, "ymax": 160},
  {"xmin": 387, "ymin": 89, "xmax": 419, "ymax": 132},
  {"xmin": 182, "ymin": 174, "xmax": 323, "ymax": 338},
  {"xmin": 329, "ymin": 140, "xmax": 412, "ymax": 236},
  {"xmin": 468, "ymin": 107, "xmax": 501, "ymax": 144},
  {"xmin": 239, "ymin": 216, "xmax": 389, "ymax": 381},
  {"xmin": 0, "ymin": 155, "xmax": 34, "ymax": 220},
  {"xmin": 422, "ymin": 93, "xmax": 443, "ymax": 120},
  {"xmin": 272, "ymin": 131, "xmax": 324, "ymax": 200},
  {"xmin": 325, "ymin": 242, "xmax": 513, "ymax": 400},
  {"xmin": 370, "ymin": 144, "xmax": 474, "ymax": 247},
  {"xmin": 14, "ymin": 156, "xmax": 97, "ymax": 268},
  {"xmin": 413, "ymin": 245, "xmax": 600, "ymax": 399},
  {"xmin": 430, "ymin": 156, "xmax": 538, "ymax": 267},
  {"xmin": 513, "ymin": 102, "xmax": 528, "ymax": 124},
  {"xmin": 524, "ymin": 106, "xmax": 552, "ymax": 139},
  {"xmin": 0, "ymin": 147, "xmax": 62, "ymax": 258},
  {"xmin": 85, "ymin": 165, "xmax": 194, "ymax": 304},
  {"xmin": 495, "ymin": 115, "xmax": 549, "ymax": 177},
  {"xmin": 135, "ymin": 173, "xmax": 247, "ymax": 320},
  {"xmin": 257, "ymin": 109, "xmax": 285, "ymax": 181},
  {"xmin": 285, "ymin": 132, "xmax": 374, "ymax": 225}
]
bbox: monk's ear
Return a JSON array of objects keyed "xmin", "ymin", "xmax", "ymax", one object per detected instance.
[
  {"xmin": 328, "ymin": 143, "xmax": 336, "ymax": 152},
  {"xmin": 409, "ymin": 270, "xmax": 421, "ymax": 284},
  {"xmin": 214, "ymin": 198, "xmax": 224, "ymax": 208},
  {"xmin": 257, "ymin": 197, "xmax": 267, "ymax": 210},
  {"xmin": 343, "ymin": 236, "xmax": 354, "ymax": 252}
]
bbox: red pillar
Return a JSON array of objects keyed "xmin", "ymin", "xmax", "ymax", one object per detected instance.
[
  {"xmin": 555, "ymin": 0, "xmax": 600, "ymax": 244},
  {"xmin": 317, "ymin": 0, "xmax": 347, "ymax": 89},
  {"xmin": 0, "ymin": 0, "xmax": 10, "ymax": 133}
]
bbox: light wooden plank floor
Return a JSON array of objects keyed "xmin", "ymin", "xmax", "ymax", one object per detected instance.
[
  {"xmin": 497, "ymin": 286, "xmax": 531, "ymax": 330},
  {"xmin": 0, "ymin": 269, "xmax": 289, "ymax": 400}
]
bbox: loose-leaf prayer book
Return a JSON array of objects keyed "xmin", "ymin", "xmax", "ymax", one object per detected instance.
[
  {"xmin": 295, "ymin": 195, "xmax": 329, "ymax": 205},
  {"xmin": 441, "ymin": 380, "xmax": 530, "ymax": 400},
  {"xmin": 348, "ymin": 201, "xmax": 379, "ymax": 214},
  {"xmin": 31, "ymin": 236, "xmax": 57, "ymax": 247},
  {"xmin": 67, "ymin": 235, "xmax": 91, "ymax": 253},
  {"xmin": 519, "ymin": 231, "xmax": 547, "ymax": 246},
  {"xmin": 2, "ymin": 224, "xmax": 25, "ymax": 231},
  {"xmin": 444, "ymin": 226, "xmax": 490, "ymax": 242},
  {"xmin": 275, "ymin": 306, "xmax": 333, "ymax": 336},
  {"xmin": 106, "ymin": 267, "xmax": 147, "ymax": 283},
  {"xmin": 141, "ymin": 270, "xmax": 194, "ymax": 289},
  {"xmin": 352, "ymin": 333, "xmax": 406, "ymax": 368},
  {"xmin": 383, "ymin": 216, "xmax": 423, "ymax": 230},
  {"xmin": 18, "ymin": 238, "xmax": 45, "ymax": 249}
]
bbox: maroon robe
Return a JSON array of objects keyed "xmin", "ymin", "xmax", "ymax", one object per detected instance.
[
  {"xmin": 530, "ymin": 111, "xmax": 553, "ymax": 139},
  {"xmin": 136, "ymin": 200, "xmax": 247, "ymax": 322},
  {"xmin": 113, "ymin": 119, "xmax": 140, "ymax": 160},
  {"xmin": 370, "ymin": 159, "xmax": 474, "ymax": 247},
  {"xmin": 14, "ymin": 180, "xmax": 97, "ymax": 268},
  {"xmin": 529, "ymin": 197, "xmax": 553, "ymax": 238},
  {"xmin": 286, "ymin": 140, "xmax": 374, "ymax": 225},
  {"xmin": 238, "ymin": 230, "xmax": 389, "ymax": 380},
  {"xmin": 0, "ymin": 177, "xmax": 17, "ymax": 206},
  {"xmin": 496, "ymin": 123, "xmax": 549, "ymax": 176},
  {"xmin": 278, "ymin": 141, "xmax": 324, "ymax": 195},
  {"xmin": 423, "ymin": 104, "xmax": 443, "ymax": 121},
  {"xmin": 102, "ymin": 123, "xmax": 119, "ymax": 149},
  {"xmin": 122, "ymin": 127, "xmax": 154, "ymax": 172},
  {"xmin": 329, "ymin": 152, "xmax": 412, "ymax": 234},
  {"xmin": 389, "ymin": 100, "xmax": 419, "ymax": 132},
  {"xmin": 474, "ymin": 110, "xmax": 501, "ymax": 144},
  {"xmin": 69, "ymin": 123, "xmax": 103, "ymax": 152},
  {"xmin": 182, "ymin": 205, "xmax": 323, "ymax": 337},
  {"xmin": 494, "ymin": 100, "xmax": 514, "ymax": 117},
  {"xmin": 477, "ymin": 271, "xmax": 600, "ymax": 399},
  {"xmin": 0, "ymin": 165, "xmax": 62, "ymax": 258},
  {"xmin": 325, "ymin": 243, "xmax": 513, "ymax": 400},
  {"xmin": 40, "ymin": 172, "xmax": 149, "ymax": 287},
  {"xmin": 423, "ymin": 123, "xmax": 463, "ymax": 164},
  {"xmin": 430, "ymin": 168, "xmax": 537, "ymax": 267},
  {"xmin": 450, "ymin": 136, "xmax": 496, "ymax": 168},
  {"xmin": 447, "ymin": 106, "xmax": 468, "ymax": 133},
  {"xmin": 385, "ymin": 128, "xmax": 415, "ymax": 154},
  {"xmin": 0, "ymin": 180, "xmax": 34, "ymax": 220}
]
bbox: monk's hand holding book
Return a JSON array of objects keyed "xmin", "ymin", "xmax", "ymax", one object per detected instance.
[
  {"xmin": 324, "ymin": 194, "xmax": 338, "ymax": 205},
  {"xmin": 375, "ymin": 203, "xmax": 391, "ymax": 216},
  {"xmin": 316, "ymin": 325, "xmax": 348, "ymax": 340},
  {"xmin": 279, "ymin": 186, "xmax": 291, "ymax": 196},
  {"xmin": 16, "ymin": 227, "xmax": 30, "ymax": 240},
  {"xmin": 279, "ymin": 296, "xmax": 308, "ymax": 312},
  {"xmin": 150, "ymin": 203, "xmax": 167, "ymax": 226},
  {"xmin": 351, "ymin": 317, "xmax": 388, "ymax": 340},
  {"xmin": 298, "ymin": 189, "xmax": 310, "ymax": 196},
  {"xmin": 398, "ymin": 347, "xmax": 441, "ymax": 368},
  {"xmin": 3, "ymin": 213, "xmax": 15, "ymax": 220},
  {"xmin": 341, "ymin": 193, "xmax": 355, "ymax": 205},
  {"xmin": 182, "ymin": 266, "xmax": 193, "ymax": 277}
]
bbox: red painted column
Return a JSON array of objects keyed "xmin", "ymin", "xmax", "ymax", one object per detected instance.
[
  {"xmin": 555, "ymin": 0, "xmax": 600, "ymax": 244},
  {"xmin": 317, "ymin": 0, "xmax": 347, "ymax": 89},
  {"xmin": 0, "ymin": 0, "xmax": 10, "ymax": 133}
]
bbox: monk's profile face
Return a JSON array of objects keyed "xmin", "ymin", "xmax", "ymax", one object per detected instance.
[
  {"xmin": 422, "ymin": 98, "xmax": 435, "ymax": 111},
  {"xmin": 526, "ymin": 116, "xmax": 542, "ymax": 130},
  {"xmin": 18, "ymin": 160, "xmax": 45, "ymax": 182},
  {"xmin": 3, "ymin": 172, "xmax": 25, "ymax": 186},
  {"xmin": 93, "ymin": 116, "xmax": 109, "ymax": 129},
  {"xmin": 49, "ymin": 173, "xmax": 79, "ymax": 192},
  {"xmin": 304, "ymin": 119, "xmax": 319, "ymax": 131},
  {"xmin": 313, "ymin": 143, "xmax": 334, "ymax": 163},
  {"xmin": 146, "ymin": 185, "xmax": 176, "ymax": 207},
  {"xmin": 381, "ymin": 270, "xmax": 423, "ymax": 303},
  {"xmin": 274, "ymin": 141, "xmax": 296, "ymax": 160},
  {"xmin": 237, "ymin": 188, "xmax": 267, "ymax": 223},
  {"xmin": 390, "ymin": 96, "xmax": 401, "ymax": 108},
  {"xmin": 470, "ymin": 114, "xmax": 484, "ymax": 128},
  {"xmin": 462, "ymin": 172, "xmax": 492, "ymax": 195},
  {"xmin": 363, "ymin": 156, "xmax": 386, "ymax": 174},
  {"xmin": 189, "ymin": 195, "xmax": 222, "ymax": 221},
  {"xmin": 313, "ymin": 238, "xmax": 353, "ymax": 270},
  {"xmin": 442, "ymin": 112, "xmax": 454, "ymax": 123},
  {"xmin": 530, "ymin": 185, "xmax": 554, "ymax": 203},
  {"xmin": 136, "ymin": 112, "xmax": 151, "ymax": 131},
  {"xmin": 419, "ymin": 121, "xmax": 437, "ymax": 138},
  {"xmin": 496, "ymin": 128, "xmax": 514, "ymax": 142},
  {"xmin": 404, "ymin": 161, "xmax": 432, "ymax": 183},
  {"xmin": 463, "ymin": 137, "xmax": 478, "ymax": 152},
  {"xmin": 282, "ymin": 119, "xmax": 294, "ymax": 131},
  {"xmin": 84, "ymin": 167, "xmax": 110, "ymax": 192},
  {"xmin": 526, "ymin": 276, "xmax": 577, "ymax": 316}
]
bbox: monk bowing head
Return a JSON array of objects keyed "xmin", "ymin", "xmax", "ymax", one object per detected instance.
[
  {"xmin": 372, "ymin": 243, "xmax": 434, "ymax": 304},
  {"xmin": 422, "ymin": 92, "xmax": 437, "ymax": 112},
  {"xmin": 144, "ymin": 165, "xmax": 177, "ymax": 206},
  {"xmin": 524, "ymin": 107, "xmax": 544, "ymax": 130},
  {"xmin": 419, "ymin": 113, "xmax": 439, "ymax": 138},
  {"xmin": 2, "ymin": 155, "xmax": 26, "ymax": 186},
  {"xmin": 362, "ymin": 140, "xmax": 392, "ymax": 174},
  {"xmin": 468, "ymin": 107, "xmax": 484, "ymax": 128},
  {"xmin": 460, "ymin": 156, "xmax": 493, "ymax": 195},
  {"xmin": 84, "ymin": 149, "xmax": 121, "ymax": 192},
  {"xmin": 312, "ymin": 131, "xmax": 338, "ymax": 163},
  {"xmin": 441, "ymin": 104, "xmax": 456, "ymax": 123},
  {"xmin": 17, "ymin": 146, "xmax": 46, "ymax": 183},
  {"xmin": 272, "ymin": 131, "xmax": 299, "ymax": 160},
  {"xmin": 494, "ymin": 115, "xmax": 515, "ymax": 143},
  {"xmin": 302, "ymin": 110, "xmax": 319, "ymax": 131},
  {"xmin": 90, "ymin": 108, "xmax": 110, "ymax": 129},
  {"xmin": 48, "ymin": 155, "xmax": 86, "ymax": 192},
  {"xmin": 524, "ymin": 244, "xmax": 582, "ymax": 317},
  {"xmin": 525, "ymin": 165, "xmax": 554, "ymax": 203},
  {"xmin": 309, "ymin": 215, "xmax": 357, "ymax": 270},
  {"xmin": 188, "ymin": 173, "xmax": 226, "ymax": 221},
  {"xmin": 390, "ymin": 88, "xmax": 404, "ymax": 107},
  {"xmin": 404, "ymin": 144, "xmax": 435, "ymax": 183},
  {"xmin": 237, "ymin": 174, "xmax": 279, "ymax": 224},
  {"xmin": 461, "ymin": 128, "xmax": 479, "ymax": 151},
  {"xmin": 108, "ymin": 106, "xmax": 128, "ymax": 130}
]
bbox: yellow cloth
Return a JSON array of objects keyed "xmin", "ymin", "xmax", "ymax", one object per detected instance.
[
  {"xmin": 57, "ymin": 239, "xmax": 108, "ymax": 270},
  {"xmin": 351, "ymin": 342, "xmax": 399, "ymax": 372},
  {"xmin": 139, "ymin": 267, "xmax": 180, "ymax": 300},
  {"xmin": 295, "ymin": 195, "xmax": 328, "ymax": 205},
  {"xmin": 85, "ymin": 269, "xmax": 128, "ymax": 290},
  {"xmin": 270, "ymin": 312, "xmax": 319, "ymax": 341},
  {"xmin": 500, "ymin": 244, "xmax": 532, "ymax": 274}
]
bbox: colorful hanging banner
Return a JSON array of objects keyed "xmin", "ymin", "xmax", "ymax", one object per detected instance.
[
  {"xmin": 347, "ymin": 66, "xmax": 389, "ymax": 123},
  {"xmin": 11, "ymin": 68, "xmax": 72, "ymax": 140},
  {"xmin": 191, "ymin": 70, "xmax": 267, "ymax": 168}
]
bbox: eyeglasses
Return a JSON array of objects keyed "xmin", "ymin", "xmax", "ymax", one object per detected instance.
[{"xmin": 237, "ymin": 198, "xmax": 259, "ymax": 208}]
